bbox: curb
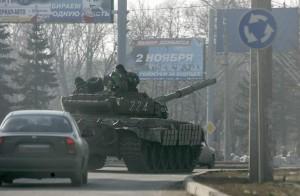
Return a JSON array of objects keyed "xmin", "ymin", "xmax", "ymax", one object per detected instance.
[{"xmin": 184, "ymin": 173, "xmax": 230, "ymax": 196}]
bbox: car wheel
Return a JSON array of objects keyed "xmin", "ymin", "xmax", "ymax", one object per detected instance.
[
  {"xmin": 71, "ymin": 170, "xmax": 84, "ymax": 187},
  {"xmin": 82, "ymin": 166, "xmax": 88, "ymax": 185},
  {"xmin": 0, "ymin": 180, "xmax": 2, "ymax": 187},
  {"xmin": 208, "ymin": 155, "xmax": 215, "ymax": 169}
]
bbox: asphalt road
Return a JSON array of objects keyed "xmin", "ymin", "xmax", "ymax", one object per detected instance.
[{"xmin": 0, "ymin": 167, "xmax": 203, "ymax": 196}]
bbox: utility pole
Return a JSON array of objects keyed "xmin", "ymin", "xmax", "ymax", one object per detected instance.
[
  {"xmin": 206, "ymin": 9, "xmax": 216, "ymax": 146},
  {"xmin": 117, "ymin": 0, "xmax": 127, "ymax": 65},
  {"xmin": 86, "ymin": 25, "xmax": 93, "ymax": 79},
  {"xmin": 223, "ymin": 11, "xmax": 231, "ymax": 161},
  {"xmin": 249, "ymin": 47, "xmax": 259, "ymax": 182},
  {"xmin": 250, "ymin": 0, "xmax": 274, "ymax": 183},
  {"xmin": 218, "ymin": 0, "xmax": 232, "ymax": 161}
]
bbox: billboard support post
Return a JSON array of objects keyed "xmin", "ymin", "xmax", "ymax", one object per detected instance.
[
  {"xmin": 117, "ymin": 0, "xmax": 127, "ymax": 66},
  {"xmin": 223, "ymin": 11, "xmax": 231, "ymax": 161},
  {"xmin": 207, "ymin": 9, "xmax": 216, "ymax": 146}
]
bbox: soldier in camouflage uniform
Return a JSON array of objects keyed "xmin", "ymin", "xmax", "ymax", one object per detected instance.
[
  {"xmin": 127, "ymin": 72, "xmax": 140, "ymax": 92},
  {"xmin": 108, "ymin": 64, "xmax": 129, "ymax": 92},
  {"xmin": 73, "ymin": 77, "xmax": 88, "ymax": 94},
  {"xmin": 86, "ymin": 77, "xmax": 104, "ymax": 93},
  {"xmin": 73, "ymin": 77, "xmax": 104, "ymax": 94},
  {"xmin": 105, "ymin": 64, "xmax": 140, "ymax": 93}
]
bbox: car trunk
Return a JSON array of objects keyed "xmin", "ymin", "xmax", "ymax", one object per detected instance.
[{"xmin": 0, "ymin": 133, "xmax": 74, "ymax": 158}]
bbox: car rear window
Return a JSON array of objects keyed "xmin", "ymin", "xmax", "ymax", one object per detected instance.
[{"xmin": 1, "ymin": 115, "xmax": 73, "ymax": 133}]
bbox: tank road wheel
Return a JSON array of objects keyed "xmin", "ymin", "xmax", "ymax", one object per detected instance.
[
  {"xmin": 120, "ymin": 132, "xmax": 197, "ymax": 173},
  {"xmin": 159, "ymin": 146, "xmax": 169, "ymax": 171},
  {"xmin": 142, "ymin": 142, "xmax": 153, "ymax": 170},
  {"xmin": 167, "ymin": 146, "xmax": 177, "ymax": 170},
  {"xmin": 176, "ymin": 147, "xmax": 185, "ymax": 170},
  {"xmin": 120, "ymin": 132, "xmax": 150, "ymax": 173},
  {"xmin": 183, "ymin": 147, "xmax": 194, "ymax": 172},
  {"xmin": 151, "ymin": 144, "xmax": 161, "ymax": 172}
]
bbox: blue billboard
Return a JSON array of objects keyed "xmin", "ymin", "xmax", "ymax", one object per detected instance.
[
  {"xmin": 216, "ymin": 8, "xmax": 299, "ymax": 52},
  {"xmin": 0, "ymin": 0, "xmax": 114, "ymax": 23},
  {"xmin": 126, "ymin": 38, "xmax": 205, "ymax": 80}
]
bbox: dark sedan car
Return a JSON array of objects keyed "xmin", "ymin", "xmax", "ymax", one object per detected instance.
[
  {"xmin": 197, "ymin": 143, "xmax": 215, "ymax": 169},
  {"xmin": 0, "ymin": 110, "xmax": 89, "ymax": 186}
]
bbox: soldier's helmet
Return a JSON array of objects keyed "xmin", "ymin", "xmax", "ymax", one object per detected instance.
[
  {"xmin": 116, "ymin": 64, "xmax": 127, "ymax": 73},
  {"xmin": 75, "ymin": 77, "xmax": 85, "ymax": 86}
]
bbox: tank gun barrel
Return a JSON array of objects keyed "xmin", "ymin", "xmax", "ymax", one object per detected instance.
[{"xmin": 154, "ymin": 78, "xmax": 217, "ymax": 104}]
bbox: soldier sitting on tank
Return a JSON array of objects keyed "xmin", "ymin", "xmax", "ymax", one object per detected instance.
[
  {"xmin": 73, "ymin": 77, "xmax": 88, "ymax": 94},
  {"xmin": 107, "ymin": 64, "xmax": 129, "ymax": 93},
  {"xmin": 86, "ymin": 77, "xmax": 104, "ymax": 93},
  {"xmin": 127, "ymin": 71, "xmax": 140, "ymax": 92}
]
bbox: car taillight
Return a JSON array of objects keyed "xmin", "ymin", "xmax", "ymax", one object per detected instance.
[
  {"xmin": 66, "ymin": 137, "xmax": 75, "ymax": 145},
  {"xmin": 66, "ymin": 137, "xmax": 76, "ymax": 154},
  {"xmin": 0, "ymin": 137, "xmax": 4, "ymax": 144}
]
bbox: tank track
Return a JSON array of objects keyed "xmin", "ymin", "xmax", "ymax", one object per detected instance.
[
  {"xmin": 120, "ymin": 132, "xmax": 200, "ymax": 173},
  {"xmin": 88, "ymin": 155, "xmax": 106, "ymax": 171}
]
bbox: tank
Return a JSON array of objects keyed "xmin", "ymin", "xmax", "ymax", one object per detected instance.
[{"xmin": 61, "ymin": 78, "xmax": 216, "ymax": 173}]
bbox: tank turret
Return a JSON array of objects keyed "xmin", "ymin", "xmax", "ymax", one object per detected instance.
[{"xmin": 62, "ymin": 78, "xmax": 216, "ymax": 118}]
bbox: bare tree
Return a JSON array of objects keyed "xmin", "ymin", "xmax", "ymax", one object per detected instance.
[{"xmin": 45, "ymin": 23, "xmax": 114, "ymax": 96}]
